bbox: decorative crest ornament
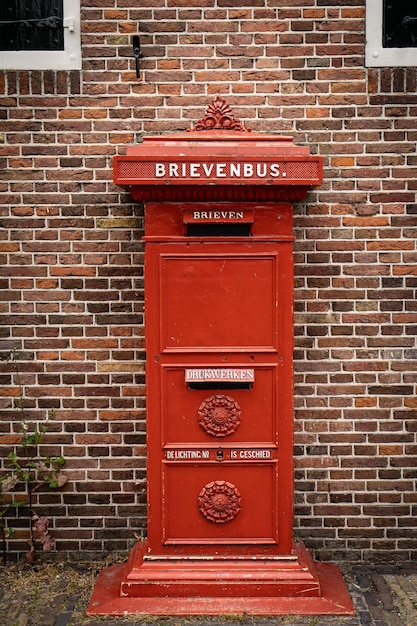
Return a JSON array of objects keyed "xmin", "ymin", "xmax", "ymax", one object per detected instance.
[
  {"xmin": 198, "ymin": 480, "xmax": 241, "ymax": 524},
  {"xmin": 189, "ymin": 97, "xmax": 251, "ymax": 132},
  {"xmin": 198, "ymin": 394, "xmax": 241, "ymax": 438}
]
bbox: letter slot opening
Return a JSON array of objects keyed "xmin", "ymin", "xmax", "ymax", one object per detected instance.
[
  {"xmin": 186, "ymin": 223, "xmax": 251, "ymax": 237},
  {"xmin": 187, "ymin": 381, "xmax": 253, "ymax": 390}
]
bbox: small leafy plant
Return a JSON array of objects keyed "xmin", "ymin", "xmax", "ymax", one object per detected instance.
[
  {"xmin": 0, "ymin": 476, "xmax": 24, "ymax": 565},
  {"xmin": 0, "ymin": 350, "xmax": 67, "ymax": 564}
]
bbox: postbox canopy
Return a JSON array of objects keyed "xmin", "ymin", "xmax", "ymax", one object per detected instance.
[{"xmin": 114, "ymin": 98, "xmax": 322, "ymax": 203}]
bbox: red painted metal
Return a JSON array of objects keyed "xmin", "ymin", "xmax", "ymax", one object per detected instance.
[
  {"xmin": 114, "ymin": 138, "xmax": 322, "ymax": 204},
  {"xmin": 88, "ymin": 540, "xmax": 354, "ymax": 615},
  {"xmin": 89, "ymin": 99, "xmax": 354, "ymax": 616}
]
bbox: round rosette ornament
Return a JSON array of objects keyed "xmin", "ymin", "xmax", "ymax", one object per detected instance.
[
  {"xmin": 198, "ymin": 480, "xmax": 241, "ymax": 524},
  {"xmin": 197, "ymin": 394, "xmax": 241, "ymax": 437}
]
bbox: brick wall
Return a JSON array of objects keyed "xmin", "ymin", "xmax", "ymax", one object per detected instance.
[{"xmin": 0, "ymin": 1, "xmax": 416, "ymax": 562}]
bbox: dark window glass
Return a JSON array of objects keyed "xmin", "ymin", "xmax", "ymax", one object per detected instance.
[
  {"xmin": 383, "ymin": 1, "xmax": 417, "ymax": 48},
  {"xmin": 0, "ymin": 0, "xmax": 64, "ymax": 51}
]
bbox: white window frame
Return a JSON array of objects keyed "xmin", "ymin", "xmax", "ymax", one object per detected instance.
[
  {"xmin": 365, "ymin": 0, "xmax": 417, "ymax": 67},
  {"xmin": 0, "ymin": 0, "xmax": 81, "ymax": 70}
]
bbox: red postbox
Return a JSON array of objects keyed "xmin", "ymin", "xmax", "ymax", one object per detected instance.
[{"xmin": 89, "ymin": 99, "xmax": 354, "ymax": 616}]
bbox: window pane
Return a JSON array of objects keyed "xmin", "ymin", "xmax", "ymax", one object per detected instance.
[
  {"xmin": 0, "ymin": 0, "xmax": 64, "ymax": 51},
  {"xmin": 383, "ymin": 0, "xmax": 417, "ymax": 48}
]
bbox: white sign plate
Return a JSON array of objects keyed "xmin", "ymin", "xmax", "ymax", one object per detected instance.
[{"xmin": 185, "ymin": 368, "xmax": 255, "ymax": 383}]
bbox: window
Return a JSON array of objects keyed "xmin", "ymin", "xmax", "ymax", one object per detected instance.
[
  {"xmin": 0, "ymin": 0, "xmax": 81, "ymax": 70},
  {"xmin": 365, "ymin": 0, "xmax": 417, "ymax": 67}
]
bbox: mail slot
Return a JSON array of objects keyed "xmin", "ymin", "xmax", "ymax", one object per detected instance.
[{"xmin": 89, "ymin": 98, "xmax": 354, "ymax": 616}]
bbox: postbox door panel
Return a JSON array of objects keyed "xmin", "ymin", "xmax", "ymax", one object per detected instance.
[
  {"xmin": 159, "ymin": 253, "xmax": 279, "ymax": 352},
  {"xmin": 162, "ymin": 463, "xmax": 278, "ymax": 544},
  {"xmin": 161, "ymin": 365, "xmax": 278, "ymax": 444}
]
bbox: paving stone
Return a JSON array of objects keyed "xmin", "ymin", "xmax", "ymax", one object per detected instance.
[
  {"xmin": 364, "ymin": 591, "xmax": 380, "ymax": 607},
  {"xmin": 378, "ymin": 594, "xmax": 394, "ymax": 612},
  {"xmin": 356, "ymin": 611, "xmax": 373, "ymax": 626},
  {"xmin": 356, "ymin": 575, "xmax": 372, "ymax": 591},
  {"xmin": 371, "ymin": 575, "xmax": 394, "ymax": 611},
  {"xmin": 369, "ymin": 606, "xmax": 386, "ymax": 620}
]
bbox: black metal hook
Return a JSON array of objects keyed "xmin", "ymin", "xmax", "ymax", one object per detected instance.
[{"xmin": 132, "ymin": 35, "xmax": 143, "ymax": 78}]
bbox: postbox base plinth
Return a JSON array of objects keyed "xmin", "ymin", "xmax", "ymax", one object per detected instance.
[{"xmin": 88, "ymin": 541, "xmax": 354, "ymax": 616}]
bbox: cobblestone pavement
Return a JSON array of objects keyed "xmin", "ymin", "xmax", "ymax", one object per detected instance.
[{"xmin": 0, "ymin": 561, "xmax": 416, "ymax": 626}]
